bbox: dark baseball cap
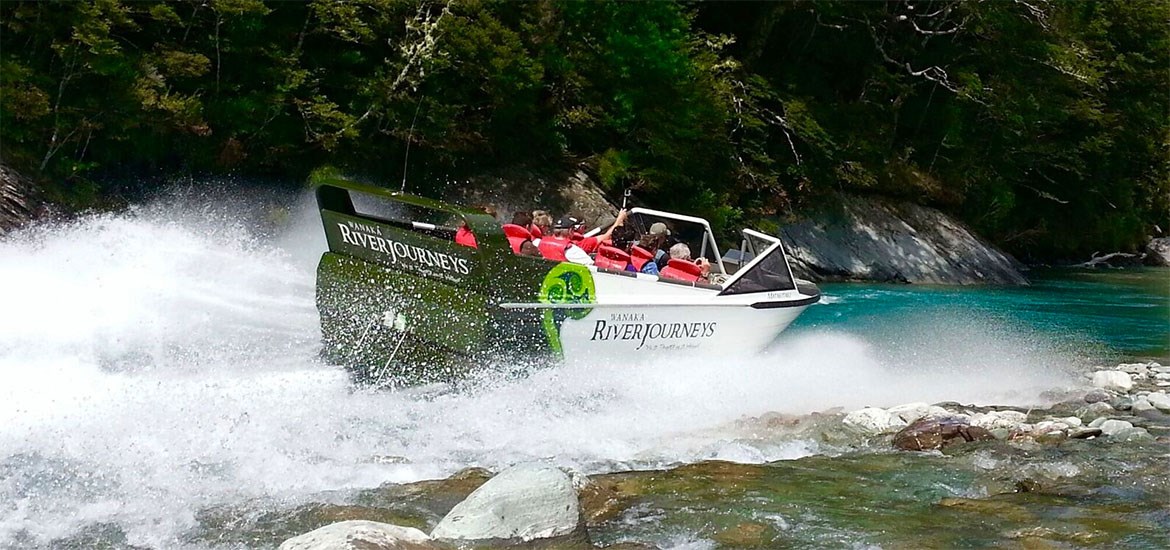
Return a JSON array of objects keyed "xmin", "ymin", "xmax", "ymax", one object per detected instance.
[{"xmin": 553, "ymin": 216, "xmax": 581, "ymax": 230}]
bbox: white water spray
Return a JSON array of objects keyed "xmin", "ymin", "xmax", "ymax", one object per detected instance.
[{"xmin": 0, "ymin": 189, "xmax": 1076, "ymax": 548}]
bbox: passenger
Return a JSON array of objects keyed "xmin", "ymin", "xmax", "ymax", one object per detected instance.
[
  {"xmin": 505, "ymin": 211, "xmax": 541, "ymax": 256},
  {"xmin": 630, "ymin": 234, "xmax": 662, "ymax": 275},
  {"xmin": 531, "ymin": 210, "xmax": 553, "ymax": 241},
  {"xmin": 565, "ymin": 210, "xmax": 629, "ymax": 253},
  {"xmin": 454, "ymin": 205, "xmax": 497, "ymax": 249},
  {"xmin": 647, "ymin": 222, "xmax": 672, "ymax": 269},
  {"xmin": 538, "ymin": 216, "xmax": 592, "ymax": 264},
  {"xmin": 454, "ymin": 223, "xmax": 477, "ymax": 248},
  {"xmin": 668, "ymin": 242, "xmax": 711, "ymax": 282}
]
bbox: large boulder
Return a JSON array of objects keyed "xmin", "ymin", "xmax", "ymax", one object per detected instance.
[
  {"xmin": 1145, "ymin": 237, "xmax": 1170, "ymax": 267},
  {"xmin": 780, "ymin": 193, "xmax": 1027, "ymax": 284},
  {"xmin": 452, "ymin": 166, "xmax": 617, "ymax": 229},
  {"xmin": 892, "ymin": 417, "xmax": 996, "ymax": 451},
  {"xmin": 430, "ymin": 463, "xmax": 582, "ymax": 542},
  {"xmin": 278, "ymin": 520, "xmax": 438, "ymax": 550}
]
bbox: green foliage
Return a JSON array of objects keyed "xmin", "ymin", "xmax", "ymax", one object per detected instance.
[{"xmin": 0, "ymin": 0, "xmax": 1165, "ymax": 260}]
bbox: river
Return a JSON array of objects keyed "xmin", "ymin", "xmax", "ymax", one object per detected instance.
[{"xmin": 0, "ymin": 191, "xmax": 1166, "ymax": 548}]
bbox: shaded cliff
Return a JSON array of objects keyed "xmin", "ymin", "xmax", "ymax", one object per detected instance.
[
  {"xmin": 0, "ymin": 164, "xmax": 42, "ymax": 235},
  {"xmin": 781, "ymin": 194, "xmax": 1028, "ymax": 285}
]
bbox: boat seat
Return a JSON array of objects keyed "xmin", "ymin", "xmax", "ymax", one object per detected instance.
[
  {"xmin": 629, "ymin": 245, "xmax": 655, "ymax": 270},
  {"xmin": 501, "ymin": 224, "xmax": 533, "ymax": 254},
  {"xmin": 594, "ymin": 245, "xmax": 630, "ymax": 271},
  {"xmin": 659, "ymin": 258, "xmax": 703, "ymax": 282}
]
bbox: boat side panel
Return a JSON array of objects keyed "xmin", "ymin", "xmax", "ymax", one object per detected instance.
[
  {"xmin": 556, "ymin": 303, "xmax": 807, "ymax": 360},
  {"xmin": 316, "ymin": 252, "xmax": 492, "ymax": 362}
]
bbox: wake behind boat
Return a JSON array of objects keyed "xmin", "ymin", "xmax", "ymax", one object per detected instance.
[{"xmin": 313, "ymin": 174, "xmax": 820, "ymax": 383}]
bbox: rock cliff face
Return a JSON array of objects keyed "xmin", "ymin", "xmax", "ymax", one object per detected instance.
[
  {"xmin": 449, "ymin": 166, "xmax": 618, "ymax": 229},
  {"xmin": 0, "ymin": 164, "xmax": 41, "ymax": 235},
  {"xmin": 780, "ymin": 194, "xmax": 1028, "ymax": 285}
]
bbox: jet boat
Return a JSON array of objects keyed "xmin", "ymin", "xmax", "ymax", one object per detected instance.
[{"xmin": 313, "ymin": 175, "xmax": 820, "ymax": 383}]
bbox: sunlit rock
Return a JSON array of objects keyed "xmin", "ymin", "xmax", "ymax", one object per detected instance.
[
  {"xmin": 887, "ymin": 402, "xmax": 951, "ymax": 424},
  {"xmin": 1095, "ymin": 419, "xmax": 1135, "ymax": 436},
  {"xmin": 1091, "ymin": 370, "xmax": 1133, "ymax": 392},
  {"xmin": 431, "ymin": 463, "xmax": 581, "ymax": 542},
  {"xmin": 278, "ymin": 520, "xmax": 436, "ymax": 550},
  {"xmin": 970, "ymin": 410, "xmax": 1027, "ymax": 431},
  {"xmin": 843, "ymin": 407, "xmax": 907, "ymax": 435},
  {"xmin": 1145, "ymin": 237, "xmax": 1170, "ymax": 267},
  {"xmin": 1145, "ymin": 392, "xmax": 1170, "ymax": 412},
  {"xmin": 892, "ymin": 417, "xmax": 995, "ymax": 451}
]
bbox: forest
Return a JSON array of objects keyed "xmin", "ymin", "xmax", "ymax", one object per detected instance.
[{"xmin": 1, "ymin": 0, "xmax": 1167, "ymax": 261}]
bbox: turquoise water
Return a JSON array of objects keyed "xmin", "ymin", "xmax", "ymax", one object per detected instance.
[{"xmin": 790, "ymin": 268, "xmax": 1170, "ymax": 363}]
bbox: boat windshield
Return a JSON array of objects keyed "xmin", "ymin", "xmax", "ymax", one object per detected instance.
[{"xmin": 719, "ymin": 229, "xmax": 796, "ymax": 295}]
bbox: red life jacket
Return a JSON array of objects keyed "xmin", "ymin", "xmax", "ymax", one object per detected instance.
[
  {"xmin": 528, "ymin": 225, "xmax": 543, "ymax": 239},
  {"xmin": 659, "ymin": 258, "xmax": 703, "ymax": 282},
  {"xmin": 594, "ymin": 245, "xmax": 630, "ymax": 270},
  {"xmin": 537, "ymin": 236, "xmax": 571, "ymax": 262},
  {"xmin": 577, "ymin": 236, "xmax": 601, "ymax": 254},
  {"xmin": 455, "ymin": 226, "xmax": 477, "ymax": 248},
  {"xmin": 629, "ymin": 245, "xmax": 655, "ymax": 270},
  {"xmin": 501, "ymin": 224, "xmax": 533, "ymax": 254}
]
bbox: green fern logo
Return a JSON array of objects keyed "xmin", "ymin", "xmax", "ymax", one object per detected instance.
[{"xmin": 539, "ymin": 263, "xmax": 596, "ymax": 354}]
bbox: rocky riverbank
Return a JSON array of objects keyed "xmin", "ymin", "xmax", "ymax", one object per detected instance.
[{"xmin": 184, "ymin": 360, "xmax": 1170, "ymax": 550}]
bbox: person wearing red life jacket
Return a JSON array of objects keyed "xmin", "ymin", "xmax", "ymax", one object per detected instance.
[
  {"xmin": 454, "ymin": 224, "xmax": 477, "ymax": 248},
  {"xmin": 556, "ymin": 209, "xmax": 631, "ymax": 255},
  {"xmin": 503, "ymin": 211, "xmax": 540, "ymax": 256},
  {"xmin": 660, "ymin": 242, "xmax": 710, "ymax": 282},
  {"xmin": 538, "ymin": 216, "xmax": 592, "ymax": 263}
]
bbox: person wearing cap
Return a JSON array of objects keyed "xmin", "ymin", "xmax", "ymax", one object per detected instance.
[
  {"xmin": 646, "ymin": 222, "xmax": 672, "ymax": 269},
  {"xmin": 537, "ymin": 210, "xmax": 628, "ymax": 264},
  {"xmin": 537, "ymin": 216, "xmax": 594, "ymax": 264},
  {"xmin": 571, "ymin": 209, "xmax": 629, "ymax": 254}
]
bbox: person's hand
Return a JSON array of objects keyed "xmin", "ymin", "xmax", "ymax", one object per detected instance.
[
  {"xmin": 614, "ymin": 209, "xmax": 628, "ymax": 227},
  {"xmin": 695, "ymin": 257, "xmax": 711, "ymax": 276}
]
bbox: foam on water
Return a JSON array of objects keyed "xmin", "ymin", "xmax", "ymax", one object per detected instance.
[{"xmin": 0, "ymin": 190, "xmax": 1077, "ymax": 547}]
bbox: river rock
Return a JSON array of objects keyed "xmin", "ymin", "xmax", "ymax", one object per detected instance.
[
  {"xmin": 779, "ymin": 193, "xmax": 1027, "ymax": 284},
  {"xmin": 1145, "ymin": 392, "xmax": 1170, "ymax": 412},
  {"xmin": 843, "ymin": 407, "xmax": 908, "ymax": 435},
  {"xmin": 1131, "ymin": 396, "xmax": 1155, "ymax": 413},
  {"xmin": 1110, "ymin": 426, "xmax": 1155, "ymax": 442},
  {"xmin": 1078, "ymin": 401, "xmax": 1115, "ymax": 421},
  {"xmin": 892, "ymin": 417, "xmax": 996, "ymax": 451},
  {"xmin": 970, "ymin": 410, "xmax": 1028, "ymax": 431},
  {"xmin": 1083, "ymin": 389, "xmax": 1112, "ymax": 403},
  {"xmin": 1091, "ymin": 370, "xmax": 1133, "ymax": 391},
  {"xmin": 886, "ymin": 402, "xmax": 951, "ymax": 423},
  {"xmin": 1095, "ymin": 419, "xmax": 1135, "ymax": 436},
  {"xmin": 278, "ymin": 520, "xmax": 437, "ymax": 550},
  {"xmin": 1068, "ymin": 427, "xmax": 1102, "ymax": 439},
  {"xmin": 430, "ymin": 463, "xmax": 581, "ymax": 542},
  {"xmin": 1145, "ymin": 237, "xmax": 1170, "ymax": 266}
]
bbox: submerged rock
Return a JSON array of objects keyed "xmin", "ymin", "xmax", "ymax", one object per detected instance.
[
  {"xmin": 893, "ymin": 417, "xmax": 995, "ymax": 451},
  {"xmin": 278, "ymin": 520, "xmax": 437, "ymax": 550},
  {"xmin": 430, "ymin": 463, "xmax": 582, "ymax": 542}
]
